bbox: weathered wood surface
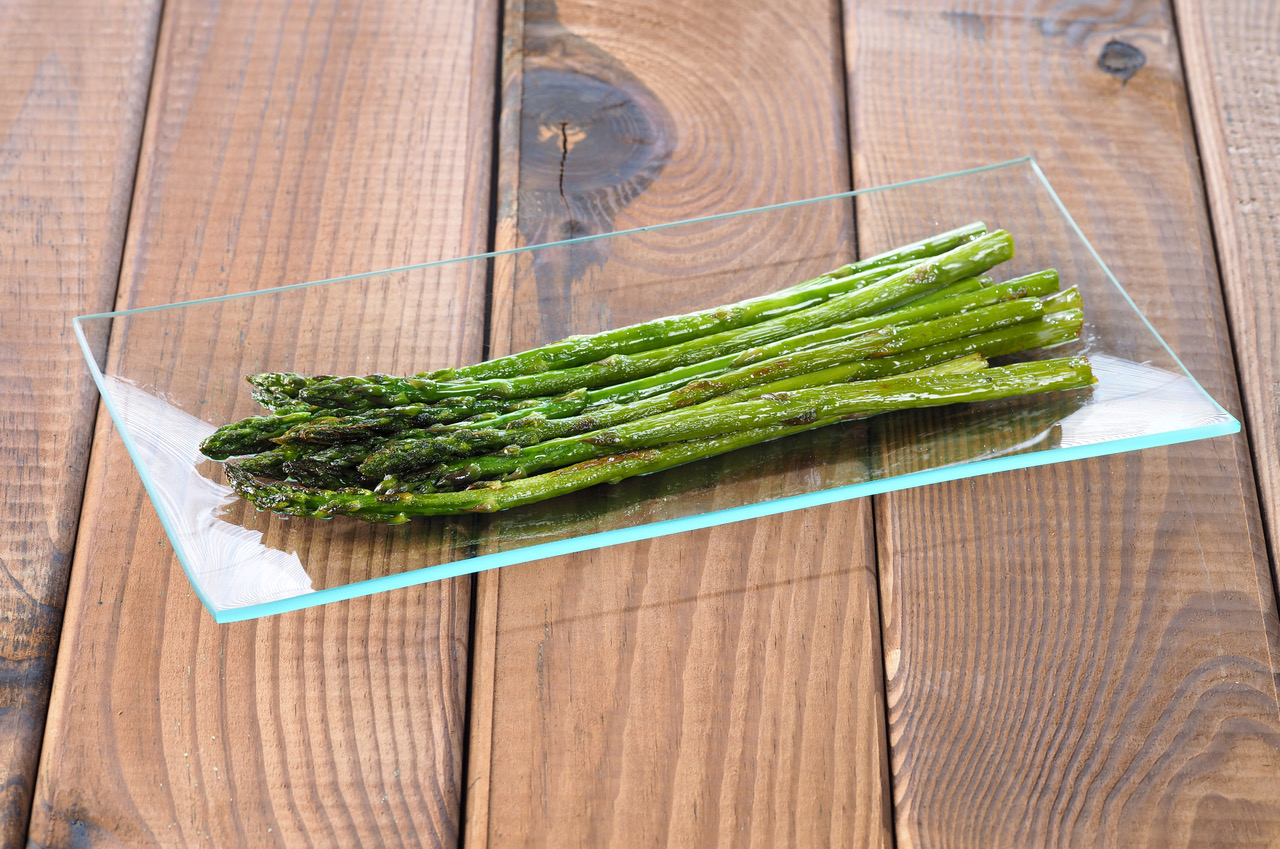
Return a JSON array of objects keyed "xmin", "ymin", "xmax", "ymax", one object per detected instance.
[
  {"xmin": 465, "ymin": 0, "xmax": 892, "ymax": 846},
  {"xmin": 0, "ymin": 0, "xmax": 161, "ymax": 843},
  {"xmin": 1175, "ymin": 0, "xmax": 1280, "ymax": 578},
  {"xmin": 29, "ymin": 0, "xmax": 497, "ymax": 844},
  {"xmin": 20, "ymin": 0, "xmax": 1280, "ymax": 845},
  {"xmin": 843, "ymin": 1, "xmax": 1280, "ymax": 846}
]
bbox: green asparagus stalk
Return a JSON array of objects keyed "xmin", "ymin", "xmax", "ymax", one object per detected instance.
[
  {"xmin": 268, "ymin": 268, "xmax": 1054, "ymax": 473},
  {"xmin": 424, "ymin": 258, "xmax": 919, "ymax": 384},
  {"xmin": 778, "ymin": 222, "xmax": 987, "ymax": 294},
  {"xmin": 235, "ymin": 312, "xmax": 1085, "ymax": 496},
  {"xmin": 297, "ymin": 231, "xmax": 1015, "ymax": 410},
  {"xmin": 711, "ymin": 309, "xmax": 1086, "ymax": 405},
  {"xmin": 898, "ymin": 274, "xmax": 989, "ymax": 307},
  {"xmin": 432, "ymin": 270, "xmax": 1013, "ymax": 429},
  {"xmin": 200, "ymin": 411, "xmax": 316, "ymax": 461},
  {"xmin": 415, "ymin": 309, "xmax": 1084, "ymax": 492},
  {"xmin": 430, "ymin": 223, "xmax": 988, "ymax": 382},
  {"xmin": 1042, "ymin": 285, "xmax": 1081, "ymax": 313},
  {"xmin": 225, "ymin": 357, "xmax": 1093, "ymax": 523},
  {"xmin": 358, "ymin": 295, "xmax": 1046, "ymax": 477},
  {"xmin": 237, "ymin": 230, "xmax": 982, "ymax": 415},
  {"xmin": 235, "ymin": 263, "xmax": 919, "ymax": 417},
  {"xmin": 199, "ymin": 390, "xmax": 560, "ymax": 459},
  {"xmin": 246, "ymin": 373, "xmax": 318, "ymax": 413},
  {"xmin": 275, "ymin": 392, "xmax": 581, "ymax": 445},
  {"xmin": 212, "ymin": 304, "xmax": 1083, "ymax": 486},
  {"xmin": 354, "ymin": 268, "xmax": 1051, "ymax": 453},
  {"xmin": 423, "ymin": 354, "xmax": 990, "ymax": 490}
]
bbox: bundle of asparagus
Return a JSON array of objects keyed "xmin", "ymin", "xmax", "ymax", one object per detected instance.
[{"xmin": 203, "ymin": 224, "xmax": 1094, "ymax": 524}]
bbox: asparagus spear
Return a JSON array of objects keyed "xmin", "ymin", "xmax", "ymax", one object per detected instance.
[
  {"xmin": 358, "ymin": 295, "xmax": 1046, "ymax": 477},
  {"xmin": 209, "ymin": 227, "xmax": 1004, "ymax": 452},
  {"xmin": 198, "ymin": 390, "xmax": 559, "ymax": 459},
  {"xmin": 246, "ymin": 372, "xmax": 317, "ymax": 413},
  {"xmin": 225, "ymin": 357, "xmax": 1093, "ymax": 523},
  {"xmin": 429, "ymin": 270, "xmax": 1010, "ymax": 428},
  {"xmin": 233, "ymin": 262, "xmax": 917, "ymax": 417},
  {"xmin": 353, "ymin": 268, "xmax": 1050, "ymax": 452},
  {"xmin": 233, "ymin": 268, "xmax": 1053, "ymax": 469},
  {"xmin": 404, "ymin": 309, "xmax": 1085, "ymax": 492},
  {"xmin": 429, "ymin": 222, "xmax": 988, "ymax": 382},
  {"xmin": 423, "ymin": 259, "xmax": 915, "ymax": 383},
  {"xmin": 424, "ymin": 353, "xmax": 989, "ymax": 490},
  {"xmin": 237, "ymin": 225, "xmax": 987, "ymax": 414},
  {"xmin": 275, "ymin": 392, "xmax": 580, "ymax": 445},
  {"xmin": 898, "ymin": 275, "xmax": 988, "ymax": 307},
  {"xmin": 777, "ymin": 221, "xmax": 987, "ymax": 294},
  {"xmin": 1042, "ymin": 285, "xmax": 1081, "ymax": 313},
  {"xmin": 297, "ymin": 231, "xmax": 1015, "ymax": 410},
  {"xmin": 200, "ymin": 410, "xmax": 316, "ymax": 461},
  {"xmin": 718, "ymin": 309, "xmax": 1085, "ymax": 400},
  {"xmin": 212, "ymin": 303, "xmax": 1084, "ymax": 488}
]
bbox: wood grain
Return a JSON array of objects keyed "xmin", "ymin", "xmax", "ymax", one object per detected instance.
[
  {"xmin": 0, "ymin": 0, "xmax": 161, "ymax": 843},
  {"xmin": 30, "ymin": 0, "xmax": 498, "ymax": 844},
  {"xmin": 842, "ymin": 2, "xmax": 1280, "ymax": 846},
  {"xmin": 1174, "ymin": 0, "xmax": 1280, "ymax": 584},
  {"xmin": 466, "ymin": 0, "xmax": 892, "ymax": 846},
  {"xmin": 474, "ymin": 511, "xmax": 888, "ymax": 849}
]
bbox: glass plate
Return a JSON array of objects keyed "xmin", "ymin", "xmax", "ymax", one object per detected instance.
[{"xmin": 75, "ymin": 158, "xmax": 1238, "ymax": 622}]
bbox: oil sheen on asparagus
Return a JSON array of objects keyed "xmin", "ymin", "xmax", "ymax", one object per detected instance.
[{"xmin": 202, "ymin": 224, "xmax": 1094, "ymax": 522}]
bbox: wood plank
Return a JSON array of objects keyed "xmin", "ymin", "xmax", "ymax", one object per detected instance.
[
  {"xmin": 0, "ymin": 0, "xmax": 161, "ymax": 844},
  {"xmin": 842, "ymin": 2, "xmax": 1280, "ymax": 846},
  {"xmin": 1174, "ymin": 0, "xmax": 1280, "ymax": 583},
  {"xmin": 29, "ymin": 0, "xmax": 498, "ymax": 844},
  {"xmin": 465, "ymin": 1, "xmax": 892, "ymax": 846}
]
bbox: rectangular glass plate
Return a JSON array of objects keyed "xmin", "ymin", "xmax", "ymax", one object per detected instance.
[{"xmin": 75, "ymin": 158, "xmax": 1239, "ymax": 622}]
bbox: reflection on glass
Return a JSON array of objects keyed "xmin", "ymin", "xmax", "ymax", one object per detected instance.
[{"xmin": 105, "ymin": 376, "xmax": 314, "ymax": 608}]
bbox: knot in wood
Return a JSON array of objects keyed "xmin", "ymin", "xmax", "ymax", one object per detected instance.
[
  {"xmin": 519, "ymin": 66, "xmax": 672, "ymax": 237},
  {"xmin": 1097, "ymin": 40, "xmax": 1146, "ymax": 83}
]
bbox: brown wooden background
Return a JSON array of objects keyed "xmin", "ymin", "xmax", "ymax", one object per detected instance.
[{"xmin": 2, "ymin": 0, "xmax": 1277, "ymax": 846}]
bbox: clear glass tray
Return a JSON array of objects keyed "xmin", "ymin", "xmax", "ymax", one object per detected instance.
[{"xmin": 75, "ymin": 158, "xmax": 1238, "ymax": 622}]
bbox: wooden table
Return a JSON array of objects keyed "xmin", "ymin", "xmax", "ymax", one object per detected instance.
[{"xmin": 3, "ymin": 0, "xmax": 1277, "ymax": 845}]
